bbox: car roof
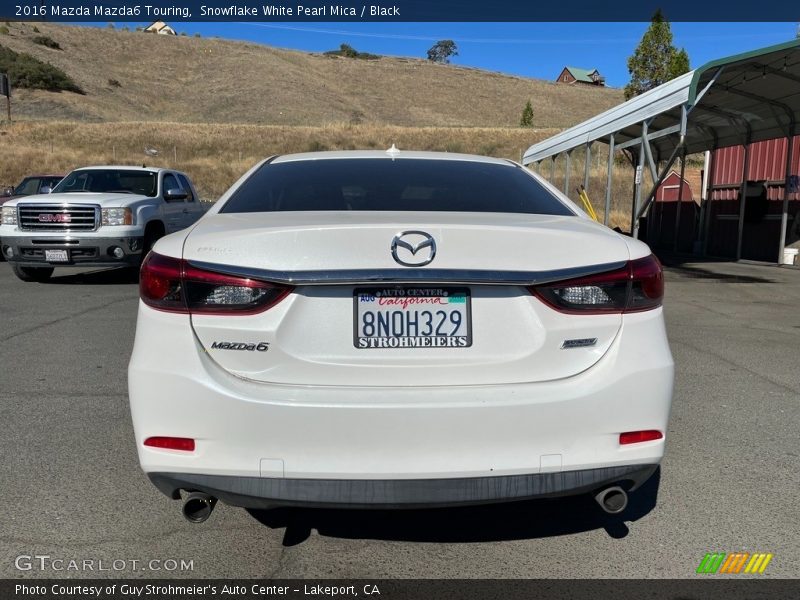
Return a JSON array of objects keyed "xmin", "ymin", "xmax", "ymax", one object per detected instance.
[
  {"xmin": 271, "ymin": 150, "xmax": 517, "ymax": 167},
  {"xmin": 69, "ymin": 165, "xmax": 172, "ymax": 174},
  {"xmin": 19, "ymin": 174, "xmax": 64, "ymax": 179}
]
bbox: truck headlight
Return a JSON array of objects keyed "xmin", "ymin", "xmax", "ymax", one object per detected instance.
[
  {"xmin": 1, "ymin": 206, "xmax": 17, "ymax": 226},
  {"xmin": 101, "ymin": 207, "xmax": 133, "ymax": 226}
]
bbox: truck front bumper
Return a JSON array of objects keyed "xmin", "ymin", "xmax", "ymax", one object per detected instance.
[{"xmin": 1, "ymin": 235, "xmax": 144, "ymax": 268}]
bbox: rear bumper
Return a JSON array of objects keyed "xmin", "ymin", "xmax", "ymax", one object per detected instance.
[
  {"xmin": 1, "ymin": 235, "xmax": 143, "ymax": 267},
  {"xmin": 129, "ymin": 305, "xmax": 674, "ymax": 506},
  {"xmin": 149, "ymin": 464, "xmax": 658, "ymax": 509}
]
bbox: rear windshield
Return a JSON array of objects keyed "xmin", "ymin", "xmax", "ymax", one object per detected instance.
[
  {"xmin": 52, "ymin": 170, "xmax": 158, "ymax": 197},
  {"xmin": 221, "ymin": 159, "xmax": 574, "ymax": 216}
]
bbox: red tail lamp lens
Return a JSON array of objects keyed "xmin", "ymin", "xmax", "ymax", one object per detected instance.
[
  {"xmin": 531, "ymin": 254, "xmax": 664, "ymax": 314},
  {"xmin": 144, "ymin": 436, "xmax": 195, "ymax": 452},
  {"xmin": 139, "ymin": 252, "xmax": 292, "ymax": 315},
  {"xmin": 619, "ymin": 430, "xmax": 663, "ymax": 445}
]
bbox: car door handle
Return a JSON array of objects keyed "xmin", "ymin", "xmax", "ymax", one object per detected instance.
[{"xmin": 182, "ymin": 209, "xmax": 189, "ymax": 214}]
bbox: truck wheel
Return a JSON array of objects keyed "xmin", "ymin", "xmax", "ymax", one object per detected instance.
[
  {"xmin": 12, "ymin": 265, "xmax": 54, "ymax": 282},
  {"xmin": 140, "ymin": 223, "xmax": 165, "ymax": 263}
]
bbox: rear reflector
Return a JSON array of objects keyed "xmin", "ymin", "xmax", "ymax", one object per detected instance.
[
  {"xmin": 531, "ymin": 254, "xmax": 664, "ymax": 314},
  {"xmin": 144, "ymin": 436, "xmax": 196, "ymax": 452},
  {"xmin": 140, "ymin": 252, "xmax": 292, "ymax": 315},
  {"xmin": 619, "ymin": 430, "xmax": 663, "ymax": 445}
]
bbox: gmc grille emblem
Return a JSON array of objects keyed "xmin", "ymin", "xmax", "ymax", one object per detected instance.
[{"xmin": 38, "ymin": 213, "xmax": 72, "ymax": 223}]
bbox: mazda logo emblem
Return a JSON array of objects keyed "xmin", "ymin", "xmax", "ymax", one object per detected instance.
[{"xmin": 391, "ymin": 230, "xmax": 436, "ymax": 267}]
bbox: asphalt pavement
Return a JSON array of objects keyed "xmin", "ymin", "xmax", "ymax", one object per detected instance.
[{"xmin": 0, "ymin": 258, "xmax": 798, "ymax": 578}]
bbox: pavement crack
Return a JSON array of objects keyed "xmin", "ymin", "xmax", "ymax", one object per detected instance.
[{"xmin": 1, "ymin": 297, "xmax": 136, "ymax": 342}]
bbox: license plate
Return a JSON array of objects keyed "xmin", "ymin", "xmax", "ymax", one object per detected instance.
[
  {"xmin": 354, "ymin": 287, "xmax": 472, "ymax": 349},
  {"xmin": 44, "ymin": 249, "xmax": 69, "ymax": 263}
]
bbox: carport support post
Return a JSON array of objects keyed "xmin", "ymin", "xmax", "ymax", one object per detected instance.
[
  {"xmin": 583, "ymin": 143, "xmax": 592, "ymax": 195},
  {"xmin": 736, "ymin": 143, "xmax": 752, "ymax": 261},
  {"xmin": 673, "ymin": 150, "xmax": 686, "ymax": 252},
  {"xmin": 564, "ymin": 150, "xmax": 571, "ymax": 196},
  {"xmin": 604, "ymin": 134, "xmax": 615, "ymax": 226},
  {"xmin": 632, "ymin": 135, "xmax": 647, "ymax": 239},
  {"xmin": 778, "ymin": 134, "xmax": 796, "ymax": 264}
]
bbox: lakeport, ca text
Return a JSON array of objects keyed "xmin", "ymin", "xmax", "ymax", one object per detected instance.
[
  {"xmin": 15, "ymin": 584, "xmax": 381, "ymax": 597},
  {"xmin": 15, "ymin": 4, "xmax": 400, "ymax": 18}
]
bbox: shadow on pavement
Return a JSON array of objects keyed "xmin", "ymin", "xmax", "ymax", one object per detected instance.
[
  {"xmin": 46, "ymin": 267, "xmax": 139, "ymax": 285},
  {"xmin": 247, "ymin": 468, "xmax": 661, "ymax": 546},
  {"xmin": 655, "ymin": 252, "xmax": 777, "ymax": 283}
]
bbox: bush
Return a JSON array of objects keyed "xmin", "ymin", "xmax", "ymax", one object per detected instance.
[
  {"xmin": 108, "ymin": 78, "xmax": 121, "ymax": 87},
  {"xmin": 0, "ymin": 44, "xmax": 83, "ymax": 93},
  {"xmin": 32, "ymin": 35, "xmax": 61, "ymax": 50},
  {"xmin": 0, "ymin": 26, "xmax": 9, "ymax": 36},
  {"xmin": 32, "ymin": 26, "xmax": 40, "ymax": 33},
  {"xmin": 324, "ymin": 43, "xmax": 380, "ymax": 60}
]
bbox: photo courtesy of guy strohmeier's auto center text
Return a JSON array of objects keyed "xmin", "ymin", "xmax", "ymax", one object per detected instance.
[{"xmin": 0, "ymin": 0, "xmax": 798, "ymax": 598}]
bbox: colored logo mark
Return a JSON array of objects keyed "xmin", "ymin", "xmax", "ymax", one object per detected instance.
[{"xmin": 697, "ymin": 552, "xmax": 773, "ymax": 574}]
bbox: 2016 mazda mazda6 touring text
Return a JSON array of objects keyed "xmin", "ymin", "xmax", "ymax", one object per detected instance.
[{"xmin": 128, "ymin": 150, "xmax": 673, "ymax": 523}]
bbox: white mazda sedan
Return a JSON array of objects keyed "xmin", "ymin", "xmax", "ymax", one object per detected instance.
[{"xmin": 128, "ymin": 150, "xmax": 673, "ymax": 523}]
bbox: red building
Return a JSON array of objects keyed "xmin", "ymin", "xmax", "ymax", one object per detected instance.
[
  {"xmin": 704, "ymin": 136, "xmax": 800, "ymax": 262},
  {"xmin": 649, "ymin": 170, "xmax": 697, "ymax": 252}
]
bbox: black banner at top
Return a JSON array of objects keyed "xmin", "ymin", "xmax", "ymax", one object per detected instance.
[{"xmin": 1, "ymin": 0, "xmax": 800, "ymax": 22}]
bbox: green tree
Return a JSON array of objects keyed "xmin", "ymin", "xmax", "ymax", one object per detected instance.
[
  {"xmin": 427, "ymin": 40, "xmax": 458, "ymax": 64},
  {"xmin": 520, "ymin": 100, "xmax": 534, "ymax": 127},
  {"xmin": 624, "ymin": 10, "xmax": 690, "ymax": 100}
]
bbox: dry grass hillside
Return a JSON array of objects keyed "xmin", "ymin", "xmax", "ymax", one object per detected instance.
[
  {"xmin": 1, "ymin": 120, "xmax": 559, "ymax": 198},
  {"xmin": 1, "ymin": 121, "xmax": 637, "ymax": 228},
  {"xmin": 0, "ymin": 22, "xmax": 622, "ymax": 126}
]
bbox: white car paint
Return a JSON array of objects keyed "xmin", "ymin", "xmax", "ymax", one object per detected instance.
[{"xmin": 128, "ymin": 151, "xmax": 673, "ymax": 513}]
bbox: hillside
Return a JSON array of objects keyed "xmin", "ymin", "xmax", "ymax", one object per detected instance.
[{"xmin": 0, "ymin": 22, "xmax": 623, "ymax": 127}]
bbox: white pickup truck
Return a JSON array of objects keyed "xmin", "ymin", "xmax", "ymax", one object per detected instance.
[{"xmin": 0, "ymin": 166, "xmax": 205, "ymax": 281}]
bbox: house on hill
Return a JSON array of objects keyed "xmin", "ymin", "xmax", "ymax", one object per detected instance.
[
  {"xmin": 556, "ymin": 66, "xmax": 605, "ymax": 86},
  {"xmin": 144, "ymin": 21, "xmax": 176, "ymax": 35}
]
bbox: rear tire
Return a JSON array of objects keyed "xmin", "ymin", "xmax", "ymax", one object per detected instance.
[{"xmin": 12, "ymin": 265, "xmax": 54, "ymax": 282}]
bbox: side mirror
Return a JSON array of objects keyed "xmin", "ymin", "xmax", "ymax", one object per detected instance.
[
  {"xmin": 1, "ymin": 187, "xmax": 13, "ymax": 197},
  {"xmin": 164, "ymin": 188, "xmax": 188, "ymax": 202},
  {"xmin": 40, "ymin": 186, "xmax": 53, "ymax": 195}
]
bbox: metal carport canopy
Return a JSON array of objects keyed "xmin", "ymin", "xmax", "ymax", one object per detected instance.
[{"xmin": 522, "ymin": 38, "xmax": 800, "ymax": 164}]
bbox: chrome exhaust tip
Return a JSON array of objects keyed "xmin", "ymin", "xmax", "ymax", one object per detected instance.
[{"xmin": 594, "ymin": 486, "xmax": 628, "ymax": 515}]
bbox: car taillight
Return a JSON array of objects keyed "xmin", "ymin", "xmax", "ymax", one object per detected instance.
[
  {"xmin": 531, "ymin": 254, "xmax": 664, "ymax": 314},
  {"xmin": 140, "ymin": 252, "xmax": 292, "ymax": 315}
]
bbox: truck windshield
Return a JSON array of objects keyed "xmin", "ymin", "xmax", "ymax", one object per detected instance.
[
  {"xmin": 221, "ymin": 158, "xmax": 575, "ymax": 216},
  {"xmin": 52, "ymin": 170, "xmax": 158, "ymax": 197}
]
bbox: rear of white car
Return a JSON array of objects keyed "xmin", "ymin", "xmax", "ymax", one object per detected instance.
[{"xmin": 128, "ymin": 151, "xmax": 673, "ymax": 520}]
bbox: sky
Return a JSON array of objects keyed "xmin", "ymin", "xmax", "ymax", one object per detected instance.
[{"xmin": 89, "ymin": 21, "xmax": 799, "ymax": 87}]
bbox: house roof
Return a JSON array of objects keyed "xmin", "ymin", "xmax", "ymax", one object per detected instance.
[{"xmin": 564, "ymin": 67, "xmax": 599, "ymax": 83}]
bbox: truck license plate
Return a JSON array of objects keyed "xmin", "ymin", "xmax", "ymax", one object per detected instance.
[
  {"xmin": 44, "ymin": 249, "xmax": 69, "ymax": 263},
  {"xmin": 354, "ymin": 287, "xmax": 472, "ymax": 349}
]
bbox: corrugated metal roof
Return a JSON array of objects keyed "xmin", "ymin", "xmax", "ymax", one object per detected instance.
[{"xmin": 524, "ymin": 38, "xmax": 800, "ymax": 164}]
